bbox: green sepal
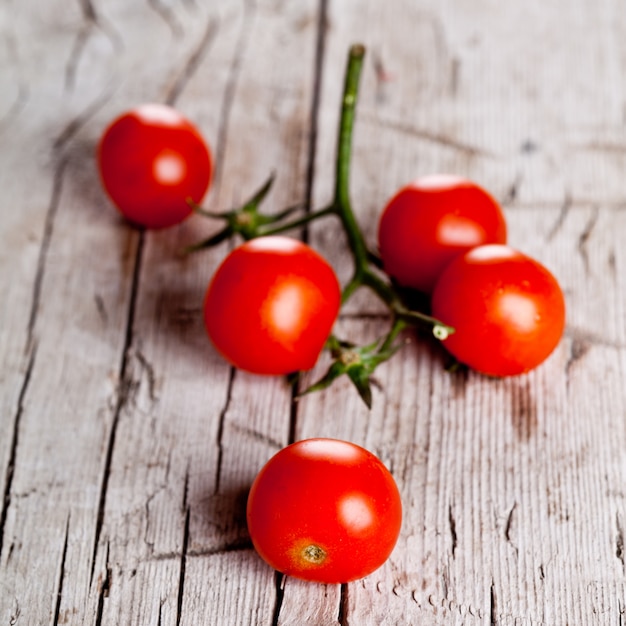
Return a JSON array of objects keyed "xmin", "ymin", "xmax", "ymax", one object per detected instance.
[
  {"xmin": 301, "ymin": 333, "xmax": 404, "ymax": 409},
  {"xmin": 184, "ymin": 173, "xmax": 307, "ymax": 253}
]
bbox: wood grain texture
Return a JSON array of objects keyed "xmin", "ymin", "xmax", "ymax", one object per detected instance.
[{"xmin": 1, "ymin": 0, "xmax": 625, "ymax": 625}]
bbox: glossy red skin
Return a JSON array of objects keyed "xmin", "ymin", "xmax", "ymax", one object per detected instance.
[
  {"xmin": 378, "ymin": 175, "xmax": 507, "ymax": 293},
  {"xmin": 431, "ymin": 244, "xmax": 566, "ymax": 376},
  {"xmin": 203, "ymin": 236, "xmax": 341, "ymax": 375},
  {"xmin": 98, "ymin": 103, "xmax": 212, "ymax": 229},
  {"xmin": 246, "ymin": 438, "xmax": 403, "ymax": 584}
]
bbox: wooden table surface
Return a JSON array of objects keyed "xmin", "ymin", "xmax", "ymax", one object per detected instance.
[{"xmin": 2, "ymin": 1, "xmax": 625, "ymax": 624}]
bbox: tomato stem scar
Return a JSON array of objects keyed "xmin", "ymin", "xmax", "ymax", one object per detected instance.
[{"xmin": 303, "ymin": 545, "xmax": 327, "ymax": 564}]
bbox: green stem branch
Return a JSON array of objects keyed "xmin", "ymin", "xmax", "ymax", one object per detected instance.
[
  {"xmin": 333, "ymin": 44, "xmax": 370, "ymax": 273},
  {"xmin": 257, "ymin": 206, "xmax": 336, "ymax": 237}
]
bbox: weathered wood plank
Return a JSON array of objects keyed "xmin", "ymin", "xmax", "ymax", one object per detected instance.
[
  {"xmin": 1, "ymin": 0, "xmax": 626, "ymax": 624},
  {"xmin": 0, "ymin": 1, "xmax": 143, "ymax": 623}
]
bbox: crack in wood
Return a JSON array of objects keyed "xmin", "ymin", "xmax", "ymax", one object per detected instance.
[
  {"xmin": 565, "ymin": 334, "xmax": 592, "ymax": 380},
  {"xmin": 94, "ymin": 294, "xmax": 109, "ymax": 325},
  {"xmin": 93, "ymin": 541, "xmax": 111, "ymax": 626},
  {"xmin": 65, "ymin": 26, "xmax": 95, "ymax": 92},
  {"xmin": 504, "ymin": 502, "xmax": 519, "ymax": 557},
  {"xmin": 135, "ymin": 348, "xmax": 159, "ymax": 404},
  {"xmin": 52, "ymin": 515, "xmax": 70, "ymax": 626},
  {"xmin": 150, "ymin": 538, "xmax": 254, "ymax": 562},
  {"xmin": 90, "ymin": 232, "xmax": 145, "ymax": 584},
  {"xmin": 213, "ymin": 367, "xmax": 236, "ymax": 495},
  {"xmin": 229, "ymin": 420, "xmax": 285, "ymax": 451},
  {"xmin": 175, "ymin": 507, "xmax": 190, "ymax": 626},
  {"xmin": 8, "ymin": 598, "xmax": 21, "ymax": 626},
  {"xmin": 143, "ymin": 484, "xmax": 168, "ymax": 552},
  {"xmin": 271, "ymin": 571, "xmax": 286, "ymax": 626},
  {"xmin": 181, "ymin": 462, "xmax": 190, "ymax": 514},
  {"xmin": 52, "ymin": 91, "xmax": 113, "ymax": 154},
  {"xmin": 300, "ymin": 0, "xmax": 328, "ymax": 244},
  {"xmin": 210, "ymin": 0, "xmax": 256, "ymax": 192},
  {"xmin": 577, "ymin": 206, "xmax": 599, "ymax": 274},
  {"xmin": 147, "ymin": 0, "xmax": 185, "ymax": 39},
  {"xmin": 0, "ymin": 345, "xmax": 37, "ymax": 561},
  {"xmin": 359, "ymin": 112, "xmax": 491, "ymax": 158},
  {"xmin": 441, "ymin": 567, "xmax": 451, "ymax": 601},
  {"xmin": 338, "ymin": 582, "xmax": 349, "ymax": 626},
  {"xmin": 65, "ymin": 0, "xmax": 122, "ymax": 92},
  {"xmin": 164, "ymin": 15, "xmax": 220, "ymax": 106},
  {"xmin": 502, "ymin": 171, "xmax": 523, "ymax": 206},
  {"xmin": 616, "ymin": 513, "xmax": 625, "ymax": 573},
  {"xmin": 546, "ymin": 191, "xmax": 572, "ymax": 242},
  {"xmin": 26, "ymin": 157, "xmax": 68, "ymax": 356},
  {"xmin": 490, "ymin": 579, "xmax": 497, "ymax": 626},
  {"xmin": 94, "ymin": 563, "xmax": 112, "ymax": 626},
  {"xmin": 448, "ymin": 504, "xmax": 457, "ymax": 558},
  {"xmin": 0, "ymin": 82, "xmax": 29, "ymax": 133}
]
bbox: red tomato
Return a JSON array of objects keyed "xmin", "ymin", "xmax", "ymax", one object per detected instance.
[
  {"xmin": 203, "ymin": 236, "xmax": 341, "ymax": 375},
  {"xmin": 378, "ymin": 175, "xmax": 507, "ymax": 293},
  {"xmin": 246, "ymin": 438, "xmax": 402, "ymax": 583},
  {"xmin": 431, "ymin": 244, "xmax": 566, "ymax": 376},
  {"xmin": 97, "ymin": 103, "xmax": 212, "ymax": 229}
]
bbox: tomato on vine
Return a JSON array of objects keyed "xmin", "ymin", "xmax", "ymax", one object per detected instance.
[
  {"xmin": 431, "ymin": 244, "xmax": 566, "ymax": 376},
  {"xmin": 97, "ymin": 103, "xmax": 212, "ymax": 229},
  {"xmin": 246, "ymin": 438, "xmax": 402, "ymax": 584},
  {"xmin": 377, "ymin": 175, "xmax": 507, "ymax": 293},
  {"xmin": 203, "ymin": 236, "xmax": 341, "ymax": 376}
]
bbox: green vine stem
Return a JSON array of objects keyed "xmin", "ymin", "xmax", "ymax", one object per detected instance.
[
  {"xmin": 333, "ymin": 44, "xmax": 370, "ymax": 273},
  {"xmin": 326, "ymin": 44, "xmax": 453, "ymax": 338}
]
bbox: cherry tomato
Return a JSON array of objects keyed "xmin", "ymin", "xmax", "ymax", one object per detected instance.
[
  {"xmin": 378, "ymin": 175, "xmax": 507, "ymax": 293},
  {"xmin": 97, "ymin": 103, "xmax": 212, "ymax": 229},
  {"xmin": 203, "ymin": 236, "xmax": 341, "ymax": 375},
  {"xmin": 246, "ymin": 438, "xmax": 402, "ymax": 583},
  {"xmin": 431, "ymin": 244, "xmax": 566, "ymax": 376}
]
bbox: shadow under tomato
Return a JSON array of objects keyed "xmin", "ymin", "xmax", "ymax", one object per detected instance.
[
  {"xmin": 189, "ymin": 482, "xmax": 253, "ymax": 554},
  {"xmin": 508, "ymin": 377, "xmax": 538, "ymax": 442}
]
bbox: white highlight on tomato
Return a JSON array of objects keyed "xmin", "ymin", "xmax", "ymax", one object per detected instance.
[
  {"xmin": 248, "ymin": 236, "xmax": 302, "ymax": 253},
  {"xmin": 436, "ymin": 214, "xmax": 486, "ymax": 246},
  {"xmin": 338, "ymin": 493, "xmax": 375, "ymax": 533},
  {"xmin": 297, "ymin": 439, "xmax": 361, "ymax": 462},
  {"xmin": 136, "ymin": 103, "xmax": 183, "ymax": 126},
  {"xmin": 497, "ymin": 292, "xmax": 540, "ymax": 332},
  {"xmin": 411, "ymin": 173, "xmax": 465, "ymax": 190},
  {"xmin": 466, "ymin": 244, "xmax": 519, "ymax": 262},
  {"xmin": 153, "ymin": 150, "xmax": 186, "ymax": 185},
  {"xmin": 268, "ymin": 283, "xmax": 304, "ymax": 337}
]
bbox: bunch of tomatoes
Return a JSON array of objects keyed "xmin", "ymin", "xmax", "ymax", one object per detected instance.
[{"xmin": 96, "ymin": 45, "xmax": 565, "ymax": 585}]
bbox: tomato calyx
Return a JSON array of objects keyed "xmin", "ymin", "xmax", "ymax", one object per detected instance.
[
  {"xmin": 184, "ymin": 174, "xmax": 305, "ymax": 251},
  {"xmin": 302, "ymin": 333, "xmax": 404, "ymax": 408}
]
